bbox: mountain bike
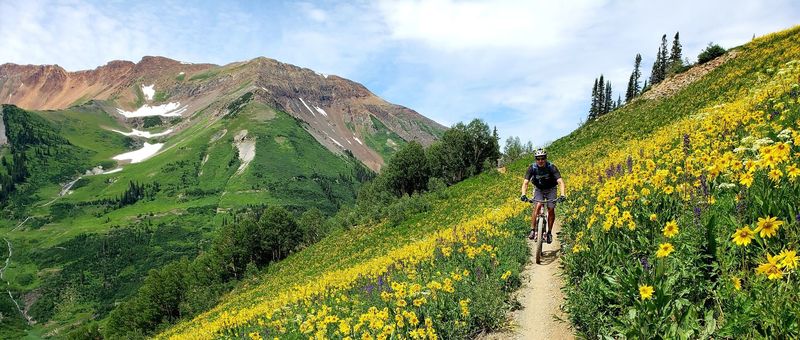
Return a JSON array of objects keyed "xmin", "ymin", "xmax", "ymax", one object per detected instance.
[{"xmin": 527, "ymin": 197, "xmax": 564, "ymax": 264}]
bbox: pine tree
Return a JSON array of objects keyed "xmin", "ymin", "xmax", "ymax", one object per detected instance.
[
  {"xmin": 597, "ymin": 75, "xmax": 605, "ymax": 116},
  {"xmin": 658, "ymin": 34, "xmax": 669, "ymax": 82},
  {"xmin": 616, "ymin": 95, "xmax": 622, "ymax": 109},
  {"xmin": 626, "ymin": 73, "xmax": 635, "ymax": 102},
  {"xmin": 650, "ymin": 46, "xmax": 663, "ymax": 85},
  {"xmin": 633, "ymin": 54, "xmax": 642, "ymax": 95},
  {"xmin": 603, "ymin": 81, "xmax": 613, "ymax": 115},
  {"xmin": 669, "ymin": 32, "xmax": 683, "ymax": 73},
  {"xmin": 589, "ymin": 78, "xmax": 599, "ymax": 120},
  {"xmin": 626, "ymin": 53, "xmax": 642, "ymax": 102}
]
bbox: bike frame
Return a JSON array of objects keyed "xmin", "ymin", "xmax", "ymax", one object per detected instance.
[{"xmin": 530, "ymin": 198, "xmax": 555, "ymax": 264}]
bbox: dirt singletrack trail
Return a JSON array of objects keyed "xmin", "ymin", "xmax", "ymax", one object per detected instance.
[{"xmin": 481, "ymin": 220, "xmax": 574, "ymax": 339}]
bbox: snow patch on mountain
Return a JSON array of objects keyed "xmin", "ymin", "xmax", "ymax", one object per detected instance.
[
  {"xmin": 112, "ymin": 142, "xmax": 164, "ymax": 163},
  {"xmin": 142, "ymin": 84, "xmax": 155, "ymax": 101},
  {"xmin": 314, "ymin": 106, "xmax": 328, "ymax": 117},
  {"xmin": 112, "ymin": 128, "xmax": 173, "ymax": 138},
  {"xmin": 299, "ymin": 97, "xmax": 316, "ymax": 117},
  {"xmin": 117, "ymin": 102, "xmax": 186, "ymax": 118}
]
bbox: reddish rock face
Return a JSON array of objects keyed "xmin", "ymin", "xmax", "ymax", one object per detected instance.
[{"xmin": 0, "ymin": 56, "xmax": 445, "ymax": 170}]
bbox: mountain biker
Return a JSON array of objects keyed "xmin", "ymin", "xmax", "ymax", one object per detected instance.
[{"xmin": 520, "ymin": 148, "xmax": 566, "ymax": 243}]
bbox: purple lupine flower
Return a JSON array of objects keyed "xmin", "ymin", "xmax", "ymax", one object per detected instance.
[
  {"xmin": 377, "ymin": 275, "xmax": 385, "ymax": 291},
  {"xmin": 365, "ymin": 283, "xmax": 375, "ymax": 295},
  {"xmin": 699, "ymin": 174, "xmax": 709, "ymax": 197},
  {"xmin": 627, "ymin": 156, "xmax": 633, "ymax": 174},
  {"xmin": 770, "ymin": 110, "xmax": 780, "ymax": 120},
  {"xmin": 617, "ymin": 164, "xmax": 623, "ymax": 176},
  {"xmin": 694, "ymin": 207, "xmax": 703, "ymax": 225},
  {"xmin": 639, "ymin": 256, "xmax": 652, "ymax": 271},
  {"xmin": 796, "ymin": 213, "xmax": 800, "ymax": 223}
]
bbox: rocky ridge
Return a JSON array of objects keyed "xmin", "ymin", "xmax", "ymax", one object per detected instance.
[{"xmin": 0, "ymin": 56, "xmax": 446, "ymax": 170}]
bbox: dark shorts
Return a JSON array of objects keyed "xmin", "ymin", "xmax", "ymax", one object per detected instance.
[{"xmin": 534, "ymin": 187, "xmax": 557, "ymax": 208}]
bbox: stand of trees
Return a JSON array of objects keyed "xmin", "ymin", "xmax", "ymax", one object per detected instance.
[
  {"xmin": 104, "ymin": 205, "xmax": 325, "ymax": 338},
  {"xmin": 378, "ymin": 118, "xmax": 500, "ymax": 197},
  {"xmin": 588, "ymin": 31, "xmax": 693, "ymax": 122}
]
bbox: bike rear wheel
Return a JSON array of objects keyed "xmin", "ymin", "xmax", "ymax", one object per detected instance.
[{"xmin": 535, "ymin": 216, "xmax": 544, "ymax": 264}]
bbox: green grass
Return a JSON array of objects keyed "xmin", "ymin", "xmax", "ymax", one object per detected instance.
[
  {"xmin": 34, "ymin": 105, "xmax": 130, "ymax": 164},
  {"xmin": 363, "ymin": 115, "xmax": 407, "ymax": 160}
]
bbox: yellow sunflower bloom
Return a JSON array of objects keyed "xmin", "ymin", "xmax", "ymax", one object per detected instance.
[
  {"xmin": 656, "ymin": 243, "xmax": 675, "ymax": 258},
  {"xmin": 739, "ymin": 172, "xmax": 754, "ymax": 187},
  {"xmin": 662, "ymin": 220, "xmax": 679, "ymax": 238},
  {"xmin": 768, "ymin": 169, "xmax": 783, "ymax": 182},
  {"xmin": 639, "ymin": 285, "xmax": 654, "ymax": 300},
  {"xmin": 777, "ymin": 249, "xmax": 798, "ymax": 269},
  {"xmin": 787, "ymin": 165, "xmax": 800, "ymax": 180},
  {"xmin": 755, "ymin": 216, "xmax": 783, "ymax": 238},
  {"xmin": 756, "ymin": 254, "xmax": 784, "ymax": 280},
  {"xmin": 731, "ymin": 226, "xmax": 755, "ymax": 246}
]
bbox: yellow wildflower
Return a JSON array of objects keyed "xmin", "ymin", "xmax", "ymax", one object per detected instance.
[
  {"xmin": 731, "ymin": 226, "xmax": 755, "ymax": 246},
  {"xmin": 662, "ymin": 220, "xmax": 679, "ymax": 238},
  {"xmin": 501, "ymin": 270, "xmax": 512, "ymax": 280},
  {"xmin": 756, "ymin": 254, "xmax": 784, "ymax": 280},
  {"xmin": 656, "ymin": 243, "xmax": 675, "ymax": 258},
  {"xmin": 755, "ymin": 216, "xmax": 783, "ymax": 238},
  {"xmin": 459, "ymin": 299, "xmax": 471, "ymax": 317},
  {"xmin": 787, "ymin": 164, "xmax": 800, "ymax": 180},
  {"xmin": 639, "ymin": 285, "xmax": 654, "ymax": 300},
  {"xmin": 732, "ymin": 277, "xmax": 741, "ymax": 290},
  {"xmin": 777, "ymin": 249, "xmax": 798, "ymax": 269},
  {"xmin": 768, "ymin": 168, "xmax": 783, "ymax": 182},
  {"xmin": 649, "ymin": 213, "xmax": 658, "ymax": 222},
  {"xmin": 739, "ymin": 172, "xmax": 754, "ymax": 187}
]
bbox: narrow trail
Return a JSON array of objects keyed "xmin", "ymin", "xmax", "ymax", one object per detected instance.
[{"xmin": 482, "ymin": 221, "xmax": 573, "ymax": 339}]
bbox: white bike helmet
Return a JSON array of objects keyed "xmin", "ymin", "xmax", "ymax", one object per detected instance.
[{"xmin": 534, "ymin": 148, "xmax": 547, "ymax": 158}]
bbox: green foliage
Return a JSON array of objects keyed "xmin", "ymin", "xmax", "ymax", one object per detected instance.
[
  {"xmin": 142, "ymin": 116, "xmax": 163, "ymax": 128},
  {"xmin": 105, "ymin": 206, "xmax": 304, "ymax": 337},
  {"xmin": 153, "ymin": 90, "xmax": 170, "ymax": 103},
  {"xmin": 384, "ymin": 141, "xmax": 429, "ymax": 196},
  {"xmin": 225, "ymin": 92, "xmax": 254, "ymax": 119},
  {"xmin": 298, "ymin": 208, "xmax": 330, "ymax": 246},
  {"xmin": 28, "ymin": 221, "xmax": 204, "ymax": 324},
  {"xmin": 0, "ymin": 105, "xmax": 92, "ymax": 210},
  {"xmin": 698, "ymin": 43, "xmax": 726, "ymax": 64}
]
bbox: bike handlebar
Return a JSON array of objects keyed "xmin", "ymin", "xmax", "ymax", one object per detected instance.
[{"xmin": 524, "ymin": 197, "xmax": 566, "ymax": 204}]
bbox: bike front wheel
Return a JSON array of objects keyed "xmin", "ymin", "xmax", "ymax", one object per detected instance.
[{"xmin": 535, "ymin": 216, "xmax": 544, "ymax": 264}]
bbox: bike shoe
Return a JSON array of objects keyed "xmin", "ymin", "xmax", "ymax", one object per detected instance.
[
  {"xmin": 528, "ymin": 230, "xmax": 536, "ymax": 240},
  {"xmin": 546, "ymin": 232, "xmax": 553, "ymax": 244}
]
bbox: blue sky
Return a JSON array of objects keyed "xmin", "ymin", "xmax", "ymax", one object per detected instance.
[{"xmin": 1, "ymin": 0, "xmax": 799, "ymax": 146}]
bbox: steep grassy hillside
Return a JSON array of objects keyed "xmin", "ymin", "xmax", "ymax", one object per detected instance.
[
  {"xmin": 0, "ymin": 99, "xmax": 376, "ymax": 336},
  {"xmin": 161, "ymin": 26, "xmax": 800, "ymax": 339}
]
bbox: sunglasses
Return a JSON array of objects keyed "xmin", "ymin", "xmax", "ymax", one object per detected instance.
[{"xmin": 535, "ymin": 157, "xmax": 546, "ymax": 161}]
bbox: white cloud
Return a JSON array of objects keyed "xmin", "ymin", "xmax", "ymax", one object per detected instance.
[
  {"xmin": 2, "ymin": 0, "xmax": 798, "ymax": 149},
  {"xmin": 377, "ymin": 0, "xmax": 604, "ymax": 52}
]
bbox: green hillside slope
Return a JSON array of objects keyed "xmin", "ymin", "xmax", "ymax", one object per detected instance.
[
  {"xmin": 0, "ymin": 99, "xmax": 376, "ymax": 336},
  {"xmin": 160, "ymin": 26, "xmax": 800, "ymax": 339}
]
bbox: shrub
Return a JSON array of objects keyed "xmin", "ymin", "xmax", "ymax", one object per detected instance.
[{"xmin": 697, "ymin": 43, "xmax": 726, "ymax": 64}]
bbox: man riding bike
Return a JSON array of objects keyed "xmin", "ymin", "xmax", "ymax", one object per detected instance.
[{"xmin": 520, "ymin": 148, "xmax": 566, "ymax": 243}]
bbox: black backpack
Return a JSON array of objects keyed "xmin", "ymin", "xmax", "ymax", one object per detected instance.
[{"xmin": 529, "ymin": 162, "xmax": 558, "ymax": 189}]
